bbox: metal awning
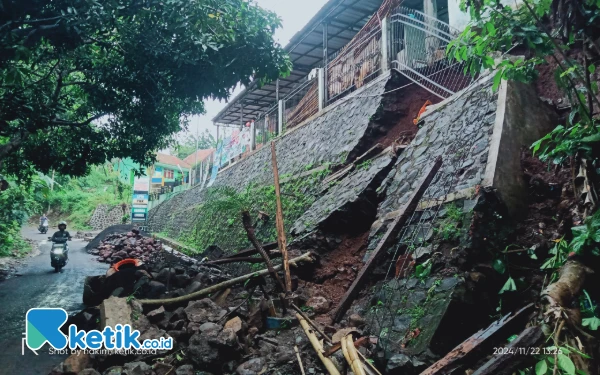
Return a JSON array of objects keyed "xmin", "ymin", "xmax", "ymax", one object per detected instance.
[{"xmin": 212, "ymin": 0, "xmax": 384, "ymax": 125}]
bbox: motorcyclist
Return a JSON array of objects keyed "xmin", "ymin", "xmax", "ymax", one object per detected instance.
[
  {"xmin": 40, "ymin": 213, "xmax": 48, "ymax": 226},
  {"xmin": 51, "ymin": 221, "xmax": 72, "ymax": 242}
]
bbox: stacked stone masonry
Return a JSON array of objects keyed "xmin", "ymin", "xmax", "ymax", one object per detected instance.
[
  {"xmin": 148, "ymin": 73, "xmax": 392, "ymax": 236},
  {"xmin": 369, "ymin": 78, "xmax": 498, "ymax": 246},
  {"xmin": 89, "ymin": 204, "xmax": 130, "ymax": 230}
]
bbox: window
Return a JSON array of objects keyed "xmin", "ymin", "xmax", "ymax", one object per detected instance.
[{"xmin": 164, "ymin": 169, "xmax": 174, "ymax": 179}]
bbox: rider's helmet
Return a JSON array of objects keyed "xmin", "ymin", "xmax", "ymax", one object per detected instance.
[{"xmin": 58, "ymin": 221, "xmax": 67, "ymax": 230}]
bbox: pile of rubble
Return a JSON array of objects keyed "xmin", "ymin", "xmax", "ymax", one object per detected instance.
[
  {"xmin": 87, "ymin": 229, "xmax": 163, "ymax": 264},
  {"xmin": 53, "ymin": 250, "xmax": 363, "ymax": 375}
]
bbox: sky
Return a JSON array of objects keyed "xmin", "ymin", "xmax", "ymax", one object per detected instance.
[{"xmin": 181, "ymin": 0, "xmax": 329, "ymax": 145}]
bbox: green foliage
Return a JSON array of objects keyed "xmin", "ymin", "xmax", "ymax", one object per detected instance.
[
  {"xmin": 570, "ymin": 211, "xmax": 600, "ymax": 255},
  {"xmin": 46, "ymin": 164, "xmax": 132, "ymax": 230},
  {"xmin": 540, "ymin": 238, "xmax": 570, "ymax": 270},
  {"xmin": 0, "ymin": 0, "xmax": 291, "ymax": 180},
  {"xmin": 170, "ymin": 130, "xmax": 217, "ymax": 161},
  {"xmin": 435, "ymin": 203, "xmax": 464, "ymax": 241},
  {"xmin": 175, "ymin": 165, "xmax": 330, "ymax": 254},
  {"xmin": 356, "ymin": 160, "xmax": 373, "ymax": 171},
  {"xmin": 499, "ymin": 276, "xmax": 517, "ymax": 294},
  {"xmin": 414, "ymin": 258, "xmax": 433, "ymax": 281},
  {"xmin": 580, "ymin": 290, "xmax": 600, "ymax": 331},
  {"xmin": 0, "ymin": 175, "xmax": 46, "ymax": 255},
  {"xmin": 449, "ymin": 0, "xmax": 600, "ymax": 165}
]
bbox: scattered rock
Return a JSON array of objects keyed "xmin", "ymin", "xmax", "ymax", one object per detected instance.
[
  {"xmin": 99, "ymin": 296, "xmax": 132, "ymax": 329},
  {"xmin": 153, "ymin": 363, "xmax": 175, "ymax": 375},
  {"xmin": 123, "ymin": 361, "xmax": 153, "ymax": 375},
  {"xmin": 185, "ymin": 298, "xmax": 227, "ymax": 323},
  {"xmin": 386, "ymin": 353, "xmax": 427, "ymax": 375},
  {"xmin": 146, "ymin": 306, "xmax": 166, "ymax": 322},
  {"xmin": 349, "ymin": 314, "xmax": 366, "ymax": 327},
  {"xmin": 236, "ymin": 357, "xmax": 267, "ymax": 375},
  {"xmin": 224, "ymin": 316, "xmax": 246, "ymax": 335},
  {"xmin": 77, "ymin": 370, "xmax": 101, "ymax": 375},
  {"xmin": 305, "ymin": 296, "xmax": 331, "ymax": 314},
  {"xmin": 63, "ymin": 352, "xmax": 91, "ymax": 373}
]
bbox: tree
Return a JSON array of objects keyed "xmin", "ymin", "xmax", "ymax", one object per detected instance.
[
  {"xmin": 170, "ymin": 129, "xmax": 217, "ymax": 160},
  {"xmin": 446, "ymin": 0, "xmax": 599, "ymax": 164},
  {"xmin": 0, "ymin": 0, "xmax": 290, "ymax": 179}
]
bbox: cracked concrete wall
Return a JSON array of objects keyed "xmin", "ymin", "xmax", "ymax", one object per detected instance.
[{"xmin": 148, "ymin": 73, "xmax": 392, "ymax": 237}]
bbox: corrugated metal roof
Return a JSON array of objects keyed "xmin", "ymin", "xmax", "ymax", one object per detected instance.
[{"xmin": 212, "ymin": 0, "xmax": 384, "ymax": 125}]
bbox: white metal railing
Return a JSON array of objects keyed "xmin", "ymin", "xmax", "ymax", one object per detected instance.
[
  {"xmin": 216, "ymin": 4, "xmax": 472, "ymax": 162},
  {"xmin": 389, "ymin": 6, "xmax": 473, "ymax": 99}
]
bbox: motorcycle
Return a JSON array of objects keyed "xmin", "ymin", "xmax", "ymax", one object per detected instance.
[
  {"xmin": 39, "ymin": 219, "xmax": 49, "ymax": 234},
  {"xmin": 48, "ymin": 237, "xmax": 69, "ymax": 272}
]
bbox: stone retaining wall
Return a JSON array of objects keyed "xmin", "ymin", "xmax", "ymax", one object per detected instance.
[
  {"xmin": 89, "ymin": 204, "xmax": 130, "ymax": 230},
  {"xmin": 148, "ymin": 73, "xmax": 393, "ymax": 237}
]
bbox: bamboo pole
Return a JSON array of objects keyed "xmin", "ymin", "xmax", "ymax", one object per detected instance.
[
  {"xmin": 291, "ymin": 303, "xmax": 333, "ymax": 345},
  {"xmin": 296, "ymin": 313, "xmax": 341, "ymax": 375},
  {"xmin": 357, "ymin": 350, "xmax": 382, "ymax": 375},
  {"xmin": 345, "ymin": 335, "xmax": 366, "ymax": 375},
  {"xmin": 295, "ymin": 345, "xmax": 306, "ymax": 375},
  {"xmin": 138, "ymin": 252, "xmax": 313, "ymax": 305},
  {"xmin": 271, "ymin": 141, "xmax": 292, "ymax": 293}
]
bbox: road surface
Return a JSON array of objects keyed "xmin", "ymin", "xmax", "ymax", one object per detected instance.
[{"xmin": 0, "ymin": 227, "xmax": 107, "ymax": 375}]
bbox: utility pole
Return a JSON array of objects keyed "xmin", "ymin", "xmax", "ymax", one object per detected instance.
[
  {"xmin": 47, "ymin": 169, "xmax": 55, "ymax": 213},
  {"xmin": 194, "ymin": 119, "xmax": 199, "ymax": 186}
]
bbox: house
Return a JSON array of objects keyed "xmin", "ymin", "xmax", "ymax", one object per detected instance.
[
  {"xmin": 113, "ymin": 153, "xmax": 191, "ymax": 193},
  {"xmin": 183, "ymin": 149, "xmax": 215, "ymax": 186},
  {"xmin": 152, "ymin": 153, "xmax": 191, "ymax": 191}
]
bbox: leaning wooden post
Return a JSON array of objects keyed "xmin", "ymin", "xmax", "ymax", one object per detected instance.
[
  {"xmin": 271, "ymin": 141, "xmax": 292, "ymax": 294},
  {"xmin": 332, "ymin": 157, "xmax": 443, "ymax": 322}
]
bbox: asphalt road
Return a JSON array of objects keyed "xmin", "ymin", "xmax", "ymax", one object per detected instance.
[{"xmin": 0, "ymin": 227, "xmax": 107, "ymax": 375}]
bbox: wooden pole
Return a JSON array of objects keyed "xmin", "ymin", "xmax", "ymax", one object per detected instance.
[
  {"xmin": 332, "ymin": 157, "xmax": 443, "ymax": 322},
  {"xmin": 271, "ymin": 141, "xmax": 292, "ymax": 294},
  {"xmin": 241, "ymin": 210, "xmax": 285, "ymax": 291}
]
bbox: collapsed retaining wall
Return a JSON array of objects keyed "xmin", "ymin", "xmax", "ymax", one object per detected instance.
[
  {"xmin": 148, "ymin": 73, "xmax": 393, "ymax": 239},
  {"xmin": 357, "ymin": 77, "xmax": 557, "ymax": 365}
]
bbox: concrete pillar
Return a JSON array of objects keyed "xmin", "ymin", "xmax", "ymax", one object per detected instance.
[
  {"xmin": 318, "ymin": 68, "xmax": 325, "ymax": 112},
  {"xmin": 250, "ymin": 120, "xmax": 256, "ymax": 150},
  {"xmin": 264, "ymin": 115, "xmax": 269, "ymax": 141},
  {"xmin": 278, "ymin": 99, "xmax": 284, "ymax": 135},
  {"xmin": 424, "ymin": 0, "xmax": 439, "ymax": 66},
  {"xmin": 322, "ymin": 22, "xmax": 329, "ymax": 105},
  {"xmin": 381, "ymin": 16, "xmax": 390, "ymax": 72}
]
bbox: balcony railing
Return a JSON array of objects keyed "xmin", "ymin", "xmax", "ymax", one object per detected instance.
[
  {"xmin": 215, "ymin": 5, "xmax": 470, "ymax": 168},
  {"xmin": 389, "ymin": 6, "xmax": 474, "ymax": 99}
]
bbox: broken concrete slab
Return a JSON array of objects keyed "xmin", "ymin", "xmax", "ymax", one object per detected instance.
[
  {"xmin": 99, "ymin": 296, "xmax": 132, "ymax": 330},
  {"xmin": 291, "ymin": 151, "xmax": 397, "ymax": 237}
]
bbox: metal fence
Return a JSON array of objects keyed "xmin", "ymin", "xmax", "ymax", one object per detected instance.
[
  {"xmin": 283, "ymin": 77, "xmax": 319, "ymax": 130},
  {"xmin": 327, "ymin": 24, "xmax": 383, "ymax": 105},
  {"xmin": 389, "ymin": 6, "xmax": 473, "ymax": 99}
]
